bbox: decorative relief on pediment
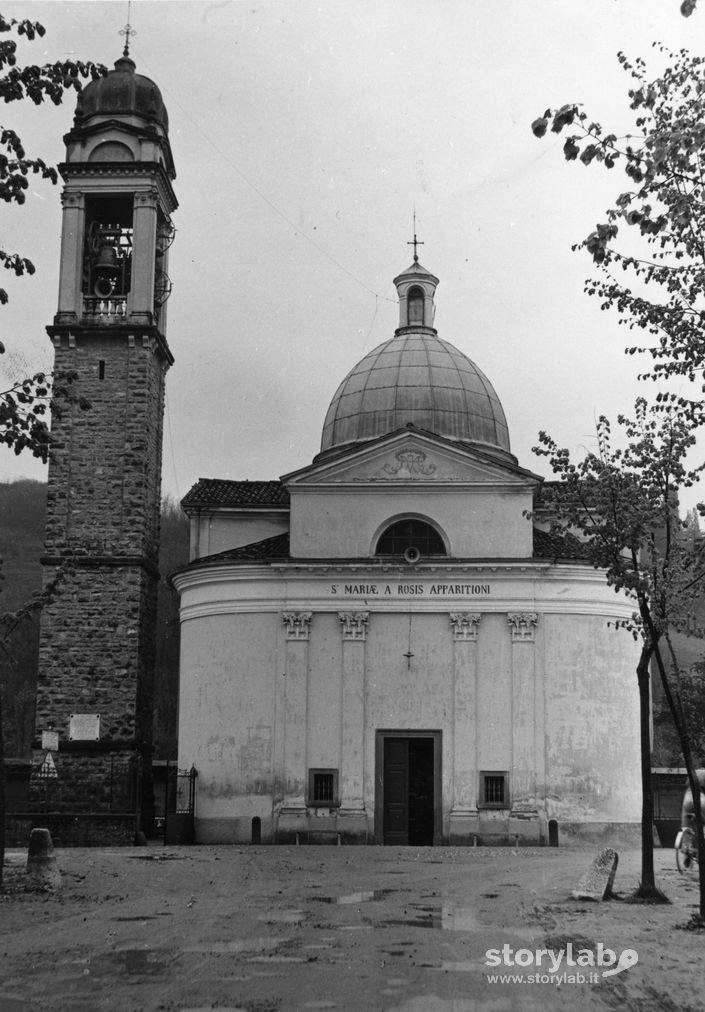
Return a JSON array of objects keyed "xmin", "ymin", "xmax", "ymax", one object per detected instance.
[{"xmin": 382, "ymin": 450, "xmax": 436, "ymax": 479}]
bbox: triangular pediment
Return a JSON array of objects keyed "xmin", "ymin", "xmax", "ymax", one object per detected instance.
[{"xmin": 283, "ymin": 429, "xmax": 541, "ymax": 490}]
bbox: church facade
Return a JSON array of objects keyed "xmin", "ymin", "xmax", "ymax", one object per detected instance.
[{"xmin": 174, "ymin": 259, "xmax": 642, "ymax": 846}]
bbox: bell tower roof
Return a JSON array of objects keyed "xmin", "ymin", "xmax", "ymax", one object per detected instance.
[
  {"xmin": 64, "ymin": 51, "xmax": 175, "ymax": 180},
  {"xmin": 74, "ymin": 52, "xmax": 170, "ymax": 133}
]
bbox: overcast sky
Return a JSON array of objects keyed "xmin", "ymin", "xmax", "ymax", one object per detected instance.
[{"xmin": 1, "ymin": 0, "xmax": 703, "ymax": 510}]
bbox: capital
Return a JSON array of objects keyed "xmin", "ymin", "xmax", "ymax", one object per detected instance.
[
  {"xmin": 282, "ymin": 611, "xmax": 312, "ymax": 641},
  {"xmin": 449, "ymin": 612, "xmax": 482, "ymax": 642},
  {"xmin": 338, "ymin": 611, "xmax": 369, "ymax": 641},
  {"xmin": 507, "ymin": 612, "xmax": 539, "ymax": 643}
]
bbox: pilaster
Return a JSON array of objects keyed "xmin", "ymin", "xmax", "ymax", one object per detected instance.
[
  {"xmin": 338, "ymin": 612, "xmax": 368, "ymax": 817},
  {"xmin": 280, "ymin": 611, "xmax": 312, "ymax": 813},
  {"xmin": 448, "ymin": 612, "xmax": 481, "ymax": 843},
  {"xmin": 507, "ymin": 611, "xmax": 543, "ymax": 842}
]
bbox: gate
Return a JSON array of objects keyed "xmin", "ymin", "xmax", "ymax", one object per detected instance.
[{"xmin": 162, "ymin": 763, "xmax": 197, "ymax": 844}]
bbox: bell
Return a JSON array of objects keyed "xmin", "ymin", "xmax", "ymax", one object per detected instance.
[{"xmin": 94, "ymin": 244, "xmax": 119, "ymax": 274}]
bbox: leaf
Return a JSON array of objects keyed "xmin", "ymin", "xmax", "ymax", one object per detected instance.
[
  {"xmin": 563, "ymin": 137, "xmax": 580, "ymax": 161},
  {"xmin": 531, "ymin": 116, "xmax": 548, "ymax": 138}
]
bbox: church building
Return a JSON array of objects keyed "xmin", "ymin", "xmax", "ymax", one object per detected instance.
[
  {"xmin": 31, "ymin": 44, "xmax": 641, "ymax": 848},
  {"xmin": 174, "ymin": 254, "xmax": 642, "ymax": 846}
]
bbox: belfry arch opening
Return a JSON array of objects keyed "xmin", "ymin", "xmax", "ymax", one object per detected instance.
[{"xmin": 374, "ymin": 518, "xmax": 447, "ymax": 557}]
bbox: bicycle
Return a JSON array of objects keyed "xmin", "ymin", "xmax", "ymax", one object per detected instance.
[
  {"xmin": 675, "ymin": 826, "xmax": 699, "ymax": 875},
  {"xmin": 674, "ymin": 771, "xmax": 705, "ymax": 876}
]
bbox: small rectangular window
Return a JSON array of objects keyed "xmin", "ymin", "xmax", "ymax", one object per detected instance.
[
  {"xmin": 308, "ymin": 768, "xmax": 339, "ymax": 807},
  {"xmin": 479, "ymin": 771, "xmax": 509, "ymax": 809},
  {"xmin": 98, "ymin": 360, "xmax": 106, "ymax": 380}
]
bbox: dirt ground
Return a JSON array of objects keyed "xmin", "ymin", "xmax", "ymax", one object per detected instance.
[{"xmin": 0, "ymin": 843, "xmax": 703, "ymax": 1012}]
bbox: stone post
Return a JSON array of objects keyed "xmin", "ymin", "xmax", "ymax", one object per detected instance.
[
  {"xmin": 448, "ymin": 612, "xmax": 481, "ymax": 843},
  {"xmin": 26, "ymin": 828, "xmax": 61, "ymax": 892},
  {"xmin": 338, "ymin": 612, "xmax": 368, "ymax": 832}
]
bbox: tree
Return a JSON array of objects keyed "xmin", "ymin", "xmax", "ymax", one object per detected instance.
[
  {"xmin": 532, "ymin": 43, "xmax": 705, "ymax": 919},
  {"xmin": 535, "ymin": 399, "xmax": 705, "ymax": 916},
  {"xmin": 0, "ymin": 12, "xmax": 105, "ymax": 891},
  {"xmin": 531, "ymin": 48, "xmax": 705, "ymax": 412}
]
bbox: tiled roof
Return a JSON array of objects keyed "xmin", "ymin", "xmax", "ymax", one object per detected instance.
[
  {"xmin": 181, "ymin": 479, "xmax": 289, "ymax": 509},
  {"xmin": 191, "ymin": 529, "xmax": 584, "ymax": 566},
  {"xmin": 533, "ymin": 527, "xmax": 588, "ymax": 561},
  {"xmin": 194, "ymin": 532, "xmax": 290, "ymax": 563}
]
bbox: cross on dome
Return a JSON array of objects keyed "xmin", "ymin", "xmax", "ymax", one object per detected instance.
[{"xmin": 407, "ymin": 212, "xmax": 424, "ymax": 262}]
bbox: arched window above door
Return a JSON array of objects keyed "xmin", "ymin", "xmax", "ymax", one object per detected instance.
[{"xmin": 375, "ymin": 518, "xmax": 447, "ymax": 556}]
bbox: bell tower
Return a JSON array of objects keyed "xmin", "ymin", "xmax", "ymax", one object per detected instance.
[{"xmin": 31, "ymin": 49, "xmax": 177, "ymax": 841}]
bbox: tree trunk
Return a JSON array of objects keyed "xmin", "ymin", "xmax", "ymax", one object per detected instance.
[{"xmin": 636, "ymin": 642, "xmax": 657, "ymax": 895}]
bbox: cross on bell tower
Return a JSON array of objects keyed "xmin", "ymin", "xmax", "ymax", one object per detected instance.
[{"xmin": 31, "ymin": 49, "xmax": 178, "ymax": 841}]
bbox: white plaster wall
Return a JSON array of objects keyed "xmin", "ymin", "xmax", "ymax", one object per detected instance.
[
  {"xmin": 362, "ymin": 613, "xmax": 454, "ymax": 811},
  {"xmin": 541, "ymin": 613, "xmax": 641, "ymax": 823},
  {"xmin": 476, "ymin": 613, "xmax": 513, "ymax": 768},
  {"xmin": 190, "ymin": 512, "xmax": 289, "ymax": 561},
  {"xmin": 177, "ymin": 611, "xmax": 279, "ymax": 824},
  {"xmin": 289, "ymin": 488, "xmax": 533, "ymax": 559},
  {"xmin": 176, "ymin": 562, "xmax": 642, "ymax": 841},
  {"xmin": 306, "ymin": 613, "xmax": 343, "ymax": 769}
]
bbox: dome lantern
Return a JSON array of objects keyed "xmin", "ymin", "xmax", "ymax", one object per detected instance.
[{"xmin": 393, "ymin": 259, "xmax": 439, "ymax": 331}]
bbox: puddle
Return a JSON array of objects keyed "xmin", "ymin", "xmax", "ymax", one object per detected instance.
[
  {"xmin": 256, "ymin": 910, "xmax": 305, "ymax": 924},
  {"xmin": 431, "ymin": 960, "xmax": 478, "ymax": 972},
  {"xmin": 185, "ymin": 937, "xmax": 283, "ymax": 954},
  {"xmin": 312, "ymin": 889, "xmax": 398, "ymax": 905},
  {"xmin": 87, "ymin": 948, "xmax": 174, "ymax": 977},
  {"xmin": 246, "ymin": 955, "xmax": 308, "ymax": 963},
  {"xmin": 114, "ymin": 913, "xmax": 173, "ymax": 922},
  {"xmin": 129, "ymin": 853, "xmax": 185, "ymax": 861},
  {"xmin": 381, "ymin": 903, "xmax": 480, "ymax": 931},
  {"xmin": 383, "ymin": 917, "xmax": 439, "ymax": 929},
  {"xmin": 441, "ymin": 905, "xmax": 480, "ymax": 931}
]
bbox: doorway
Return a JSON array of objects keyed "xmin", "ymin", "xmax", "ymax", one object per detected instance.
[{"xmin": 376, "ymin": 731, "xmax": 441, "ymax": 845}]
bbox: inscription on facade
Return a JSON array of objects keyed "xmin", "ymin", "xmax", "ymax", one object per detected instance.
[{"xmin": 329, "ymin": 582, "xmax": 491, "ymax": 597}]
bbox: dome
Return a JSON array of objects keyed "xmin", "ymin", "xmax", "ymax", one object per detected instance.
[
  {"xmin": 320, "ymin": 330, "xmax": 512, "ymax": 456},
  {"xmin": 74, "ymin": 55, "xmax": 169, "ymax": 132}
]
